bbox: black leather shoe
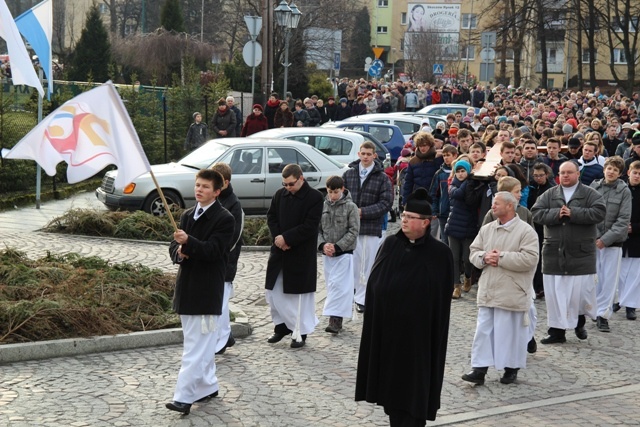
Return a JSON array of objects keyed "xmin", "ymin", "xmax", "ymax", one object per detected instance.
[
  {"xmin": 500, "ymin": 369, "xmax": 518, "ymax": 384},
  {"xmin": 596, "ymin": 316, "xmax": 610, "ymax": 332},
  {"xmin": 355, "ymin": 304, "xmax": 365, "ymax": 313},
  {"xmin": 540, "ymin": 334, "xmax": 566, "ymax": 344},
  {"xmin": 166, "ymin": 401, "xmax": 191, "ymax": 415},
  {"xmin": 461, "ymin": 369, "xmax": 486, "ymax": 385},
  {"xmin": 216, "ymin": 335, "xmax": 236, "ymax": 355},
  {"xmin": 613, "ymin": 302, "xmax": 621, "ymax": 312},
  {"xmin": 267, "ymin": 332, "xmax": 287, "ymax": 343},
  {"xmin": 290, "ymin": 339, "xmax": 306, "ymax": 348},
  {"xmin": 627, "ymin": 307, "xmax": 637, "ymax": 320},
  {"xmin": 527, "ymin": 337, "xmax": 537, "ymax": 354},
  {"xmin": 195, "ymin": 391, "xmax": 218, "ymax": 403},
  {"xmin": 574, "ymin": 326, "xmax": 588, "ymax": 340}
]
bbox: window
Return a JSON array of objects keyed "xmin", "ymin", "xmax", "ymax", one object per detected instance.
[
  {"xmin": 315, "ymin": 137, "xmax": 352, "ymax": 156},
  {"xmin": 400, "ymin": 38, "xmax": 405, "ymax": 51},
  {"xmin": 99, "ymin": 3, "xmax": 108, "ymax": 14},
  {"xmin": 401, "ymin": 12, "xmax": 407, "ymax": 25},
  {"xmin": 378, "ymin": 0, "xmax": 388, "ymax": 7},
  {"xmin": 460, "ymin": 45, "xmax": 475, "ymax": 60},
  {"xmin": 462, "ymin": 14, "xmax": 477, "ymax": 29},
  {"xmin": 496, "ymin": 49, "xmax": 515, "ymax": 61},
  {"xmin": 369, "ymin": 126, "xmax": 393, "ymax": 143},
  {"xmin": 267, "ymin": 148, "xmax": 316, "ymax": 174},
  {"xmin": 377, "ymin": 26, "xmax": 388, "ymax": 34},
  {"xmin": 582, "ymin": 48, "xmax": 597, "ymax": 63},
  {"xmin": 548, "ymin": 48, "xmax": 557, "ymax": 64},
  {"xmin": 223, "ymin": 148, "xmax": 263, "ymax": 175},
  {"xmin": 614, "ymin": 16, "xmax": 639, "ymax": 32},
  {"xmin": 612, "ymin": 48, "xmax": 637, "ymax": 64},
  {"xmin": 582, "ymin": 16, "xmax": 600, "ymax": 31},
  {"xmin": 393, "ymin": 121, "xmax": 421, "ymax": 135}
]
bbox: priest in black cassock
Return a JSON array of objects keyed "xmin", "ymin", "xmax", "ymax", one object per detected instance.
[{"xmin": 355, "ymin": 188, "xmax": 453, "ymax": 427}]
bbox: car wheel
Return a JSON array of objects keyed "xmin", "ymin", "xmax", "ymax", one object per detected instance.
[{"xmin": 143, "ymin": 190, "xmax": 183, "ymax": 216}]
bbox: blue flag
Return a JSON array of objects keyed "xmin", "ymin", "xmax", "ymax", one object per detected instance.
[{"xmin": 15, "ymin": 0, "xmax": 52, "ymax": 99}]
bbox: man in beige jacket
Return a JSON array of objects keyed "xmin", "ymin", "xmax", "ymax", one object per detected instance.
[{"xmin": 462, "ymin": 192, "xmax": 539, "ymax": 386}]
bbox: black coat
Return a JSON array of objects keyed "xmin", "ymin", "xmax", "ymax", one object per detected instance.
[
  {"xmin": 265, "ymin": 180, "xmax": 324, "ymax": 294},
  {"xmin": 169, "ymin": 201, "xmax": 235, "ymax": 315},
  {"xmin": 356, "ymin": 230, "xmax": 453, "ymax": 422},
  {"xmin": 623, "ymin": 183, "xmax": 640, "ymax": 257},
  {"xmin": 218, "ymin": 184, "xmax": 243, "ymax": 282}
]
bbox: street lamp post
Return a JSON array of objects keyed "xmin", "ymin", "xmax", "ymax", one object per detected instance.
[{"xmin": 274, "ymin": 0, "xmax": 302, "ymax": 98}]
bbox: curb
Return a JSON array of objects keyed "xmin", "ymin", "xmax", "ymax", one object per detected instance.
[{"xmin": 0, "ymin": 322, "xmax": 253, "ymax": 365}]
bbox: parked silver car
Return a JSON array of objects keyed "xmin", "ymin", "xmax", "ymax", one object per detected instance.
[
  {"xmin": 96, "ymin": 138, "xmax": 349, "ymax": 215},
  {"xmin": 248, "ymin": 127, "xmax": 389, "ymax": 164}
]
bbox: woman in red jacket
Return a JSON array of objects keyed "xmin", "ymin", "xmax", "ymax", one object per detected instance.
[{"xmin": 241, "ymin": 104, "xmax": 269, "ymax": 137}]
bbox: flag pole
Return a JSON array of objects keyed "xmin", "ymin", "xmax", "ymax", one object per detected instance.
[
  {"xmin": 149, "ymin": 170, "xmax": 179, "ymax": 231},
  {"xmin": 35, "ymin": 67, "xmax": 43, "ymax": 209}
]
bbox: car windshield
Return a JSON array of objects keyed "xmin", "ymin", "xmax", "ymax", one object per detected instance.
[
  {"xmin": 178, "ymin": 141, "xmax": 230, "ymax": 169},
  {"xmin": 310, "ymin": 145, "xmax": 347, "ymax": 168}
]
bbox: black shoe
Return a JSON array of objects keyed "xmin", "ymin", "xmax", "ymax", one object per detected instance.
[
  {"xmin": 461, "ymin": 369, "xmax": 486, "ymax": 385},
  {"xmin": 527, "ymin": 337, "xmax": 537, "ymax": 354},
  {"xmin": 613, "ymin": 302, "xmax": 621, "ymax": 313},
  {"xmin": 355, "ymin": 304, "xmax": 365, "ymax": 313},
  {"xmin": 389, "ymin": 210, "xmax": 397, "ymax": 222},
  {"xmin": 267, "ymin": 332, "xmax": 287, "ymax": 343},
  {"xmin": 596, "ymin": 316, "xmax": 610, "ymax": 332},
  {"xmin": 290, "ymin": 339, "xmax": 306, "ymax": 348},
  {"xmin": 540, "ymin": 334, "xmax": 566, "ymax": 344},
  {"xmin": 194, "ymin": 391, "xmax": 219, "ymax": 403},
  {"xmin": 216, "ymin": 335, "xmax": 236, "ymax": 355},
  {"xmin": 500, "ymin": 368, "xmax": 519, "ymax": 384},
  {"xmin": 325, "ymin": 316, "xmax": 341, "ymax": 334},
  {"xmin": 574, "ymin": 326, "xmax": 588, "ymax": 340},
  {"xmin": 626, "ymin": 307, "xmax": 637, "ymax": 320},
  {"xmin": 166, "ymin": 401, "xmax": 191, "ymax": 415}
]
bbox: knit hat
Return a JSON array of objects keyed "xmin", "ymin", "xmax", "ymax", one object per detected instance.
[
  {"xmin": 455, "ymin": 159, "xmax": 471, "ymax": 174},
  {"xmin": 404, "ymin": 188, "xmax": 432, "ymax": 216},
  {"xmin": 562, "ymin": 124, "xmax": 574, "ymax": 134},
  {"xmin": 628, "ymin": 128, "xmax": 637, "ymax": 140},
  {"xmin": 252, "ymin": 104, "xmax": 263, "ymax": 112},
  {"xmin": 567, "ymin": 118, "xmax": 578, "ymax": 129},
  {"xmin": 448, "ymin": 128, "xmax": 459, "ymax": 135},
  {"xmin": 339, "ymin": 97, "xmax": 347, "ymax": 104},
  {"xmin": 549, "ymin": 112, "xmax": 557, "ymax": 119},
  {"xmin": 520, "ymin": 125, "xmax": 531, "ymax": 134},
  {"xmin": 401, "ymin": 148, "xmax": 413, "ymax": 157},
  {"xmin": 328, "ymin": 96, "xmax": 335, "ymax": 101},
  {"xmin": 633, "ymin": 132, "xmax": 640, "ymax": 145},
  {"xmin": 568, "ymin": 137, "xmax": 581, "ymax": 148}
]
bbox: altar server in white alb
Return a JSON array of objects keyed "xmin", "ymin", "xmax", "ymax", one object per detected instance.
[
  {"xmin": 265, "ymin": 164, "xmax": 324, "ymax": 348},
  {"xmin": 166, "ymin": 169, "xmax": 235, "ymax": 415},
  {"xmin": 318, "ymin": 175, "xmax": 360, "ymax": 334},
  {"xmin": 531, "ymin": 160, "xmax": 606, "ymax": 345},
  {"xmin": 617, "ymin": 160, "xmax": 640, "ymax": 320},
  {"xmin": 462, "ymin": 192, "xmax": 539, "ymax": 386},
  {"xmin": 590, "ymin": 156, "xmax": 631, "ymax": 333}
]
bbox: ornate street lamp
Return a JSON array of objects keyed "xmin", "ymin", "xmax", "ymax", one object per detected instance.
[{"xmin": 274, "ymin": 1, "xmax": 302, "ymax": 98}]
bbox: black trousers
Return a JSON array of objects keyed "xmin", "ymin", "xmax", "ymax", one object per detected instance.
[{"xmin": 384, "ymin": 407, "xmax": 426, "ymax": 427}]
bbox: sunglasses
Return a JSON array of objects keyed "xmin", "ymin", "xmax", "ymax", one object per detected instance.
[{"xmin": 282, "ymin": 177, "xmax": 300, "ymax": 188}]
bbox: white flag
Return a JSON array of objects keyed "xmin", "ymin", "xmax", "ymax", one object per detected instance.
[
  {"xmin": 3, "ymin": 82, "xmax": 151, "ymax": 188},
  {"xmin": 0, "ymin": 0, "xmax": 44, "ymax": 97}
]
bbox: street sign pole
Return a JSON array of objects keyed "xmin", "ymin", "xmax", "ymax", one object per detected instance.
[{"xmin": 244, "ymin": 16, "xmax": 262, "ymax": 101}]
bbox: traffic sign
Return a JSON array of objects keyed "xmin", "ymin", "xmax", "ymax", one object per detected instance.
[
  {"xmin": 368, "ymin": 62, "xmax": 382, "ymax": 77},
  {"xmin": 433, "ymin": 64, "xmax": 444, "ymax": 75},
  {"xmin": 372, "ymin": 47, "xmax": 384, "ymax": 59},
  {"xmin": 480, "ymin": 48, "xmax": 496, "ymax": 62},
  {"xmin": 481, "ymin": 32, "xmax": 496, "ymax": 48},
  {"xmin": 334, "ymin": 52, "xmax": 341, "ymax": 70},
  {"xmin": 372, "ymin": 59, "xmax": 384, "ymax": 69},
  {"xmin": 242, "ymin": 41, "xmax": 262, "ymax": 67},
  {"xmin": 364, "ymin": 57, "xmax": 372, "ymax": 72}
]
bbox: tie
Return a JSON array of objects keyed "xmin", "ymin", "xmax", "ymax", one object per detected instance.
[{"xmin": 197, "ymin": 207, "xmax": 204, "ymax": 216}]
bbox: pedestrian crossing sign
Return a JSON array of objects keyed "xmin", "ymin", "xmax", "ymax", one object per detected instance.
[{"xmin": 433, "ymin": 64, "xmax": 444, "ymax": 75}]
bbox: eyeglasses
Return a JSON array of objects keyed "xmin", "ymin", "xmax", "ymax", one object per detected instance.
[
  {"xmin": 400, "ymin": 213, "xmax": 427, "ymax": 221},
  {"xmin": 282, "ymin": 177, "xmax": 300, "ymax": 188}
]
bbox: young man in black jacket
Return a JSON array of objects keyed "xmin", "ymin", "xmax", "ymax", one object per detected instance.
[{"xmin": 166, "ymin": 169, "xmax": 235, "ymax": 415}]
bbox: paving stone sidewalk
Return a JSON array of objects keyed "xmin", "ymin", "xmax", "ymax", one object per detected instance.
[{"xmin": 1, "ymin": 193, "xmax": 640, "ymax": 426}]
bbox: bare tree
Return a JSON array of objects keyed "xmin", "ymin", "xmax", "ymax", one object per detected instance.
[{"xmin": 403, "ymin": 31, "xmax": 458, "ymax": 82}]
